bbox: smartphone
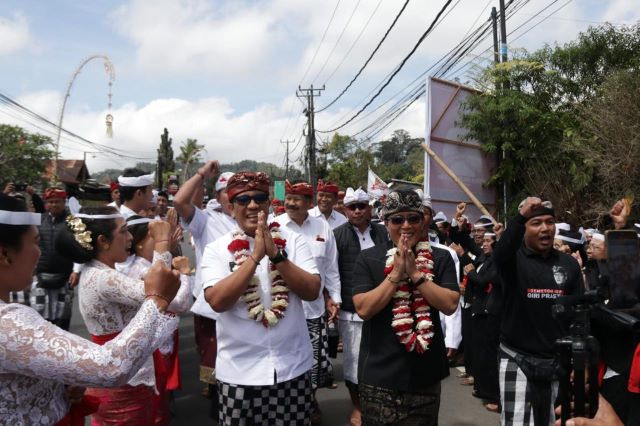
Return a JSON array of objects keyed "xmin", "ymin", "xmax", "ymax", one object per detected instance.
[{"xmin": 606, "ymin": 230, "xmax": 640, "ymax": 309}]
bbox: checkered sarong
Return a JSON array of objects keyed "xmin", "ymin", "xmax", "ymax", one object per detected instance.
[
  {"xmin": 499, "ymin": 345, "xmax": 558, "ymax": 426},
  {"xmin": 30, "ymin": 280, "xmax": 73, "ymax": 325},
  {"xmin": 306, "ymin": 315, "xmax": 333, "ymax": 389},
  {"xmin": 218, "ymin": 372, "xmax": 312, "ymax": 425}
]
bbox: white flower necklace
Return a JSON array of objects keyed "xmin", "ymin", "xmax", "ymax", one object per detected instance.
[
  {"xmin": 384, "ymin": 239, "xmax": 436, "ymax": 353},
  {"xmin": 228, "ymin": 222, "xmax": 288, "ymax": 327}
]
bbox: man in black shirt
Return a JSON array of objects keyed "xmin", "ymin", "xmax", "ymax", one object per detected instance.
[
  {"xmin": 493, "ymin": 197, "xmax": 582, "ymax": 426},
  {"xmin": 353, "ymin": 190, "xmax": 459, "ymax": 426}
]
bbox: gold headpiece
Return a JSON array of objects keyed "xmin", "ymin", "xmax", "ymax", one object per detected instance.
[{"xmin": 66, "ymin": 215, "xmax": 93, "ymax": 251}]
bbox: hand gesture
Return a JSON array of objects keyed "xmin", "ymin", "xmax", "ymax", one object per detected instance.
[
  {"xmin": 3, "ymin": 182, "xmax": 15, "ymax": 195},
  {"xmin": 389, "ymin": 237, "xmax": 407, "ymax": 282},
  {"xmin": 609, "ymin": 198, "xmax": 631, "ymax": 230},
  {"xmin": 455, "ymin": 202, "xmax": 466, "ymax": 218},
  {"xmin": 144, "ymin": 262, "xmax": 181, "ymax": 309},
  {"xmin": 494, "ymin": 222, "xmax": 504, "ymax": 239},
  {"xmin": 149, "ymin": 220, "xmax": 171, "ymax": 241},
  {"xmin": 166, "ymin": 208, "xmax": 178, "ymax": 231},
  {"xmin": 170, "ymin": 226, "xmax": 183, "ymax": 251},
  {"xmin": 325, "ymin": 296, "xmax": 340, "ymax": 322},
  {"xmin": 172, "ymin": 256, "xmax": 191, "ymax": 275},
  {"xmin": 571, "ymin": 251, "xmax": 583, "ymax": 268},
  {"xmin": 449, "ymin": 242, "xmax": 465, "ymax": 257},
  {"xmin": 403, "ymin": 236, "xmax": 418, "ymax": 279},
  {"xmin": 252, "ymin": 212, "xmax": 269, "ymax": 260},
  {"xmin": 198, "ymin": 161, "xmax": 220, "ymax": 180},
  {"xmin": 519, "ymin": 197, "xmax": 543, "ymax": 219}
]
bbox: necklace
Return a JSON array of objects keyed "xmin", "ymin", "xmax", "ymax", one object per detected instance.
[
  {"xmin": 228, "ymin": 222, "xmax": 288, "ymax": 327},
  {"xmin": 384, "ymin": 240, "xmax": 435, "ymax": 353}
]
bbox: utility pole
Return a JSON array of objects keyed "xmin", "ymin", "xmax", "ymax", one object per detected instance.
[
  {"xmin": 499, "ymin": 0, "xmax": 508, "ymax": 63},
  {"xmin": 491, "ymin": 7, "xmax": 500, "ymax": 65},
  {"xmin": 280, "ymin": 139, "xmax": 294, "ymax": 179},
  {"xmin": 296, "ymin": 85, "xmax": 324, "ymax": 190}
]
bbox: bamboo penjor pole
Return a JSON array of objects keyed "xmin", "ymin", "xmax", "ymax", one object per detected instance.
[{"xmin": 421, "ymin": 143, "xmax": 497, "ymax": 224}]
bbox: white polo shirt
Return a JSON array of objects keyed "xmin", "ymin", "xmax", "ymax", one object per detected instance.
[
  {"xmin": 308, "ymin": 206, "xmax": 347, "ymax": 230},
  {"xmin": 278, "ymin": 213, "xmax": 342, "ymax": 319},
  {"xmin": 200, "ymin": 227, "xmax": 318, "ymax": 386}
]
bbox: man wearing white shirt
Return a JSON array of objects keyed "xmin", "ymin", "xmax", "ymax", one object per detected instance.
[
  {"xmin": 201, "ymin": 172, "xmax": 321, "ymax": 425},
  {"xmin": 280, "ymin": 180, "xmax": 341, "ymax": 424},
  {"xmin": 173, "ymin": 161, "xmax": 237, "ymax": 400},
  {"xmin": 117, "ymin": 168, "xmax": 155, "ymax": 219},
  {"xmin": 308, "ymin": 179, "xmax": 347, "ymax": 230},
  {"xmin": 333, "ymin": 187, "xmax": 389, "ymax": 426}
]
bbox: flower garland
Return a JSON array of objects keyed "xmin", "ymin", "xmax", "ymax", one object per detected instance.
[
  {"xmin": 228, "ymin": 222, "xmax": 288, "ymax": 328},
  {"xmin": 384, "ymin": 240, "xmax": 435, "ymax": 353}
]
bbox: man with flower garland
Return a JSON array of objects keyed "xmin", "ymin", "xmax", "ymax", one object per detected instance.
[
  {"xmin": 279, "ymin": 180, "xmax": 342, "ymax": 424},
  {"xmin": 200, "ymin": 171, "xmax": 321, "ymax": 425},
  {"xmin": 352, "ymin": 189, "xmax": 460, "ymax": 426}
]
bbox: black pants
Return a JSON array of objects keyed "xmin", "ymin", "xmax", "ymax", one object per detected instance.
[
  {"xmin": 471, "ymin": 313, "xmax": 500, "ymax": 402},
  {"xmin": 461, "ymin": 306, "xmax": 473, "ymax": 376}
]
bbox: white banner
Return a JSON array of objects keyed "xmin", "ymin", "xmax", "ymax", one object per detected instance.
[{"xmin": 367, "ymin": 168, "xmax": 388, "ymax": 199}]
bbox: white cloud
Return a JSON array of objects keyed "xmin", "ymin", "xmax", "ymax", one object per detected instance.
[
  {"xmin": 111, "ymin": 0, "xmax": 278, "ymax": 77},
  {"xmin": 602, "ymin": 0, "xmax": 638, "ymax": 24},
  {"xmin": 4, "ymin": 91, "xmax": 302, "ymax": 173},
  {"xmin": 0, "ymin": 12, "xmax": 31, "ymax": 56}
]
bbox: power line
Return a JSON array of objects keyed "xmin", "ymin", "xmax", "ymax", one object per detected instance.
[
  {"xmin": 316, "ymin": 0, "xmax": 412, "ymax": 113},
  {"xmin": 311, "ymin": 0, "xmax": 363, "ymax": 84},
  {"xmin": 322, "ymin": 0, "xmax": 384, "ymax": 87},
  {"xmin": 298, "ymin": 0, "xmax": 342, "ymax": 85},
  {"xmin": 317, "ymin": 0, "xmax": 457, "ymax": 133}
]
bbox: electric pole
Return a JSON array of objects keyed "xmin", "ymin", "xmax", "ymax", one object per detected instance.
[
  {"xmin": 499, "ymin": 0, "xmax": 508, "ymax": 63},
  {"xmin": 296, "ymin": 85, "xmax": 324, "ymax": 191},
  {"xmin": 280, "ymin": 139, "xmax": 294, "ymax": 179},
  {"xmin": 497, "ymin": 1, "xmax": 509, "ymax": 219},
  {"xmin": 491, "ymin": 7, "xmax": 500, "ymax": 65}
]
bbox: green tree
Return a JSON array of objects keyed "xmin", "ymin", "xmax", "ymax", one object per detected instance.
[
  {"xmin": 460, "ymin": 23, "xmax": 640, "ymax": 223},
  {"xmin": 0, "ymin": 124, "xmax": 53, "ymax": 186},
  {"xmin": 374, "ymin": 129, "xmax": 424, "ymax": 182},
  {"xmin": 157, "ymin": 128, "xmax": 175, "ymax": 188},
  {"xmin": 176, "ymin": 138, "xmax": 205, "ymax": 182}
]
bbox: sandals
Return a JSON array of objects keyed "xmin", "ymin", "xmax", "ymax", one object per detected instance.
[{"xmin": 484, "ymin": 402, "xmax": 500, "ymax": 413}]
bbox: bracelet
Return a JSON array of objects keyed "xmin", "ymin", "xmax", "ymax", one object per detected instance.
[
  {"xmin": 388, "ymin": 276, "xmax": 402, "ymax": 285},
  {"xmin": 145, "ymin": 293, "xmax": 171, "ymax": 305},
  {"xmin": 249, "ymin": 255, "xmax": 260, "ymax": 266},
  {"xmin": 155, "ymin": 239, "xmax": 170, "ymax": 243}
]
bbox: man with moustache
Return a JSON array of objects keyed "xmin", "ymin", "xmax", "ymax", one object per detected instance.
[
  {"xmin": 353, "ymin": 190, "xmax": 459, "ymax": 425},
  {"xmin": 279, "ymin": 180, "xmax": 342, "ymax": 424},
  {"xmin": 493, "ymin": 197, "xmax": 582, "ymax": 426},
  {"xmin": 200, "ymin": 172, "xmax": 321, "ymax": 425},
  {"xmin": 333, "ymin": 187, "xmax": 389, "ymax": 426},
  {"xmin": 309, "ymin": 180, "xmax": 347, "ymax": 230}
]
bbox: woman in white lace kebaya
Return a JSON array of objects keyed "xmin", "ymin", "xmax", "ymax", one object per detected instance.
[
  {"xmin": 0, "ymin": 196, "xmax": 181, "ymax": 426},
  {"xmin": 120, "ymin": 215, "xmax": 194, "ymax": 424}
]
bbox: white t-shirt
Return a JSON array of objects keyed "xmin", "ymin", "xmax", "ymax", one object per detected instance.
[{"xmin": 200, "ymin": 227, "xmax": 318, "ymax": 386}]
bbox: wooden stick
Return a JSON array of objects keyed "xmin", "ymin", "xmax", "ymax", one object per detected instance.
[{"xmin": 421, "ymin": 143, "xmax": 497, "ymax": 224}]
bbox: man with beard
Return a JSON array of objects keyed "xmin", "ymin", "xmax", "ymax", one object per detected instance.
[
  {"xmin": 333, "ymin": 187, "xmax": 389, "ymax": 426},
  {"xmin": 279, "ymin": 180, "xmax": 341, "ymax": 424},
  {"xmin": 201, "ymin": 172, "xmax": 321, "ymax": 425},
  {"xmin": 30, "ymin": 187, "xmax": 78, "ymax": 330},
  {"xmin": 309, "ymin": 180, "xmax": 347, "ymax": 230},
  {"xmin": 353, "ymin": 189, "xmax": 459, "ymax": 425},
  {"xmin": 493, "ymin": 197, "xmax": 582, "ymax": 426}
]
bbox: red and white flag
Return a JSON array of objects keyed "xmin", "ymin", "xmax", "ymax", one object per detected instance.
[{"xmin": 367, "ymin": 168, "xmax": 388, "ymax": 200}]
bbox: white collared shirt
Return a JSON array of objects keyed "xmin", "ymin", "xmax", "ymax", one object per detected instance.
[
  {"xmin": 308, "ymin": 206, "xmax": 347, "ymax": 230},
  {"xmin": 184, "ymin": 207, "xmax": 237, "ymax": 299},
  {"xmin": 119, "ymin": 204, "xmax": 137, "ymax": 219},
  {"xmin": 200, "ymin": 227, "xmax": 318, "ymax": 386},
  {"xmin": 278, "ymin": 213, "xmax": 342, "ymax": 319}
]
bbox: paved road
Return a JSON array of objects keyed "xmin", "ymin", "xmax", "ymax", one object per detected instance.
[{"xmin": 67, "ymin": 238, "xmax": 500, "ymax": 425}]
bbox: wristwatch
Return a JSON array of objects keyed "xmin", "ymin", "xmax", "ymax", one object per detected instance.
[
  {"xmin": 269, "ymin": 249, "xmax": 288, "ymax": 264},
  {"xmin": 410, "ymin": 274, "xmax": 427, "ymax": 289}
]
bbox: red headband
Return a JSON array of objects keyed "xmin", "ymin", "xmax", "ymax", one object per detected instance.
[
  {"xmin": 317, "ymin": 179, "xmax": 339, "ymax": 194},
  {"xmin": 110, "ymin": 182, "xmax": 119, "ymax": 193},
  {"xmin": 226, "ymin": 172, "xmax": 271, "ymax": 201},
  {"xmin": 271, "ymin": 199, "xmax": 283, "ymax": 207},
  {"xmin": 338, "ymin": 190, "xmax": 346, "ymax": 201},
  {"xmin": 285, "ymin": 180, "xmax": 313, "ymax": 197},
  {"xmin": 44, "ymin": 188, "xmax": 67, "ymax": 200}
]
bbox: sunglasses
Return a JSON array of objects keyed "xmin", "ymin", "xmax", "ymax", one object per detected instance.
[
  {"xmin": 388, "ymin": 214, "xmax": 423, "ymax": 225},
  {"xmin": 346, "ymin": 203, "xmax": 368, "ymax": 211},
  {"xmin": 233, "ymin": 193, "xmax": 269, "ymax": 206}
]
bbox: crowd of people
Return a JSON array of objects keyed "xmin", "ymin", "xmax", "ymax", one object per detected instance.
[{"xmin": 1, "ymin": 160, "xmax": 637, "ymax": 426}]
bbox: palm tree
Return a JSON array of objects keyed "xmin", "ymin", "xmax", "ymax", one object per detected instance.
[{"xmin": 176, "ymin": 138, "xmax": 205, "ymax": 182}]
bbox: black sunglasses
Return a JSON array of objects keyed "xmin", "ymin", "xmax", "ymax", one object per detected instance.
[
  {"xmin": 233, "ymin": 193, "xmax": 269, "ymax": 206},
  {"xmin": 346, "ymin": 203, "xmax": 368, "ymax": 211},
  {"xmin": 388, "ymin": 214, "xmax": 423, "ymax": 225}
]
